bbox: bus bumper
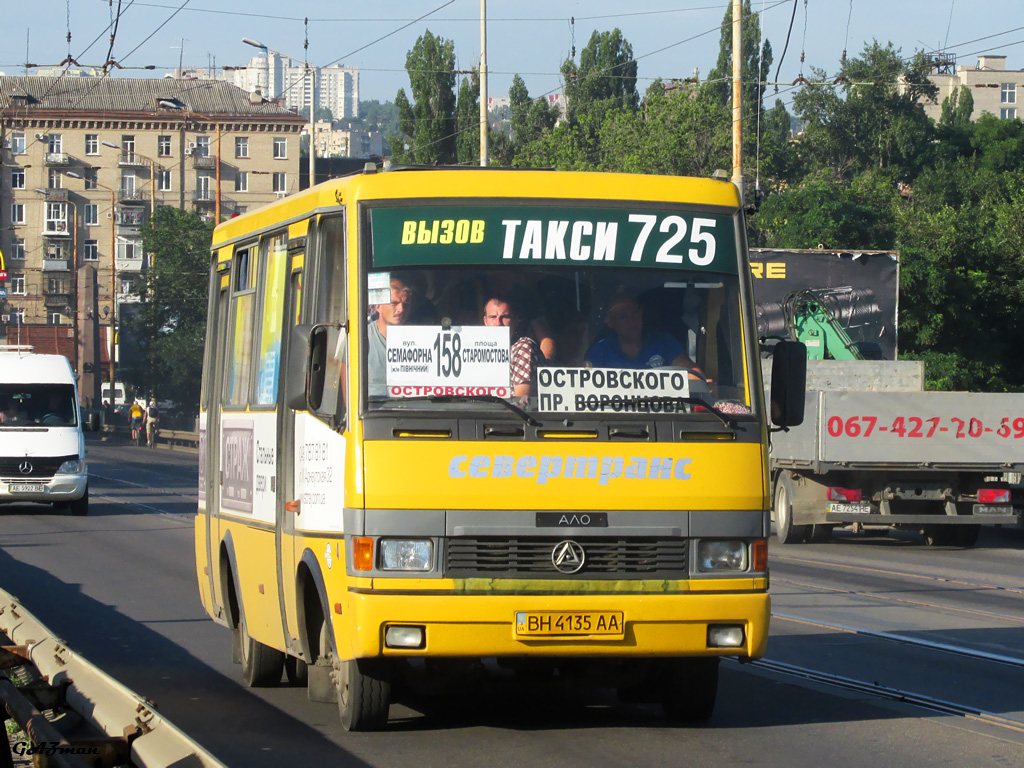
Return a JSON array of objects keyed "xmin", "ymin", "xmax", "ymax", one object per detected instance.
[{"xmin": 341, "ymin": 589, "xmax": 770, "ymax": 661}]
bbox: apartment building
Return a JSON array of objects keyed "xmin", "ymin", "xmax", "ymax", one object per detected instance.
[
  {"xmin": 0, "ymin": 76, "xmax": 305, "ymax": 402},
  {"xmin": 313, "ymin": 120, "xmax": 383, "ymax": 158},
  {"xmin": 924, "ymin": 55, "xmax": 1022, "ymax": 122}
]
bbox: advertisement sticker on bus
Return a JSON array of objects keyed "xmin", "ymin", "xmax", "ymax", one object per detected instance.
[
  {"xmin": 386, "ymin": 325, "xmax": 511, "ymax": 392},
  {"xmin": 221, "ymin": 420, "xmax": 254, "ymax": 514}
]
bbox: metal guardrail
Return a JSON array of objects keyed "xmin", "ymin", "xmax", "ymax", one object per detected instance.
[
  {"xmin": 0, "ymin": 588, "xmax": 226, "ymax": 768},
  {"xmin": 97, "ymin": 427, "xmax": 199, "ymax": 450}
]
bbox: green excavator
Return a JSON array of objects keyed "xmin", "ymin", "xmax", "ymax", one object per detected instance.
[{"xmin": 782, "ymin": 289, "xmax": 882, "ymax": 361}]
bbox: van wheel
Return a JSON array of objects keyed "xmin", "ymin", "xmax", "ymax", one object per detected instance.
[
  {"xmin": 69, "ymin": 490, "xmax": 88, "ymax": 517},
  {"xmin": 336, "ymin": 657, "xmax": 392, "ymax": 731},
  {"xmin": 661, "ymin": 658, "xmax": 719, "ymax": 722},
  {"xmin": 239, "ymin": 611, "xmax": 284, "ymax": 687},
  {"xmin": 774, "ymin": 473, "xmax": 808, "ymax": 544}
]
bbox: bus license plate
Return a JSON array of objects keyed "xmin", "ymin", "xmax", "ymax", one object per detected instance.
[
  {"xmin": 8, "ymin": 484, "xmax": 45, "ymax": 494},
  {"xmin": 828, "ymin": 502, "xmax": 870, "ymax": 515},
  {"xmin": 515, "ymin": 611, "xmax": 624, "ymax": 638}
]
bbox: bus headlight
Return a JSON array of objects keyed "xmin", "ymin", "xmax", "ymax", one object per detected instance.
[
  {"xmin": 57, "ymin": 459, "xmax": 85, "ymax": 474},
  {"xmin": 379, "ymin": 539, "xmax": 433, "ymax": 571},
  {"xmin": 697, "ymin": 540, "xmax": 748, "ymax": 572}
]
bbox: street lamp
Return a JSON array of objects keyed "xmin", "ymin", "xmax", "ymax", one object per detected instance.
[
  {"xmin": 101, "ymin": 141, "xmax": 160, "ymax": 222},
  {"xmin": 66, "ymin": 171, "xmax": 118, "ymax": 392},
  {"xmin": 242, "ymin": 37, "xmax": 317, "ymax": 187},
  {"xmin": 157, "ymin": 99, "xmax": 223, "ymax": 222}
]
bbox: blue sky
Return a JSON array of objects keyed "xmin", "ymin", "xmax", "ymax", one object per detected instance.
[{"xmin": 2, "ymin": 1, "xmax": 1021, "ymax": 108}]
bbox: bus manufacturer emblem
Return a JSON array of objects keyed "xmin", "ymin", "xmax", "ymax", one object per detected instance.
[{"xmin": 551, "ymin": 540, "xmax": 585, "ymax": 574}]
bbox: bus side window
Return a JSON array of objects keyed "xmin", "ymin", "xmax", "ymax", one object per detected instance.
[
  {"xmin": 312, "ymin": 215, "xmax": 347, "ymax": 425},
  {"xmin": 222, "ymin": 245, "xmax": 258, "ymax": 407}
]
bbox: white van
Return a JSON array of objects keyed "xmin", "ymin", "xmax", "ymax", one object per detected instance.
[{"xmin": 0, "ymin": 352, "xmax": 88, "ymax": 515}]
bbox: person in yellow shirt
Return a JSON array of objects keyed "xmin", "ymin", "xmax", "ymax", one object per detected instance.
[{"xmin": 129, "ymin": 401, "xmax": 144, "ymax": 445}]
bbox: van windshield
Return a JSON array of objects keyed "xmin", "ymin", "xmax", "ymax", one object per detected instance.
[{"xmin": 0, "ymin": 384, "xmax": 78, "ymax": 428}]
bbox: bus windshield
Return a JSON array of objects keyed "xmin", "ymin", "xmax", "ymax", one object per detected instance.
[{"xmin": 363, "ymin": 202, "xmax": 753, "ymax": 420}]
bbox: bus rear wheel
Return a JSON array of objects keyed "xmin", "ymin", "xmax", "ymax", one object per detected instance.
[
  {"xmin": 660, "ymin": 657, "xmax": 719, "ymax": 722},
  {"xmin": 336, "ymin": 658, "xmax": 392, "ymax": 731},
  {"xmin": 239, "ymin": 612, "xmax": 284, "ymax": 687}
]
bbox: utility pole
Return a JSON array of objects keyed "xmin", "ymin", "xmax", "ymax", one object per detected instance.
[
  {"xmin": 731, "ymin": 0, "xmax": 743, "ymax": 198},
  {"xmin": 479, "ymin": 0, "xmax": 489, "ymax": 166}
]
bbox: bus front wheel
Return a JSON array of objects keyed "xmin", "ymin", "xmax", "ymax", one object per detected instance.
[{"xmin": 336, "ymin": 657, "xmax": 392, "ymax": 731}]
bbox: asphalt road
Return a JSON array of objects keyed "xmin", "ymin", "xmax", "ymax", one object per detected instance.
[{"xmin": 1, "ymin": 438, "xmax": 1023, "ymax": 767}]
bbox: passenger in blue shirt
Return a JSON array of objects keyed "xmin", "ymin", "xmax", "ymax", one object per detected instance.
[{"xmin": 585, "ymin": 294, "xmax": 702, "ymax": 373}]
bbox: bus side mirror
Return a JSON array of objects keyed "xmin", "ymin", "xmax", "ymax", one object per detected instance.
[{"xmin": 769, "ymin": 340, "xmax": 807, "ymax": 427}]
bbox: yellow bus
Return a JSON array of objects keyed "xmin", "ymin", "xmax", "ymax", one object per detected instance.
[{"xmin": 195, "ymin": 166, "xmax": 805, "ymax": 730}]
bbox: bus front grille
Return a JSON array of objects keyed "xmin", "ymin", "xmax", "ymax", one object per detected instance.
[{"xmin": 445, "ymin": 537, "xmax": 688, "ymax": 579}]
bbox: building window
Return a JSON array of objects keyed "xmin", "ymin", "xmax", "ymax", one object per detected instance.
[
  {"xmin": 47, "ymin": 135, "xmax": 62, "ymax": 153},
  {"xmin": 10, "ymin": 203, "xmax": 25, "ymax": 224},
  {"xmin": 1001, "ymin": 108, "xmax": 1018, "ymax": 120},
  {"xmin": 272, "ymin": 172, "xmax": 286, "ymax": 193},
  {"xmin": 48, "ymin": 169, "xmax": 63, "ymax": 189},
  {"xmin": 83, "ymin": 240, "xmax": 99, "ymax": 261},
  {"xmin": 158, "ymin": 135, "xmax": 172, "ymax": 157},
  {"xmin": 1001, "ymin": 83, "xmax": 1017, "ymax": 104},
  {"xmin": 84, "ymin": 203, "xmax": 98, "ymax": 226},
  {"xmin": 196, "ymin": 172, "xmax": 213, "ymax": 199},
  {"xmin": 10, "ymin": 169, "xmax": 25, "ymax": 189},
  {"xmin": 50, "ymin": 313, "xmax": 63, "ymax": 326},
  {"xmin": 85, "ymin": 134, "xmax": 99, "ymax": 155},
  {"xmin": 122, "ymin": 135, "xmax": 136, "ymax": 154},
  {"xmin": 84, "ymin": 168, "xmax": 98, "ymax": 190},
  {"xmin": 10, "ymin": 277, "xmax": 26, "ymax": 295},
  {"xmin": 117, "ymin": 237, "xmax": 141, "ymax": 261},
  {"xmin": 273, "ymin": 137, "xmax": 287, "ymax": 159},
  {"xmin": 235, "ymin": 171, "xmax": 248, "ymax": 192},
  {"xmin": 157, "ymin": 169, "xmax": 172, "ymax": 191},
  {"xmin": 195, "ymin": 135, "xmax": 211, "ymax": 157},
  {"xmin": 121, "ymin": 171, "xmax": 136, "ymax": 196},
  {"xmin": 235, "ymin": 136, "xmax": 249, "ymax": 158},
  {"xmin": 11, "ymin": 132, "xmax": 25, "ymax": 155},
  {"xmin": 11, "ymin": 239, "xmax": 25, "ymax": 260}
]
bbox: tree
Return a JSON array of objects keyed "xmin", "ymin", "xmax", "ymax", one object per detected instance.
[
  {"xmin": 508, "ymin": 74, "xmax": 560, "ymax": 163},
  {"xmin": 790, "ymin": 43, "xmax": 938, "ymax": 182},
  {"xmin": 561, "ymin": 29, "xmax": 638, "ymax": 132},
  {"xmin": 455, "ymin": 71, "xmax": 480, "ymax": 165},
  {"xmin": 393, "ymin": 30, "xmax": 458, "ymax": 164},
  {"xmin": 128, "ymin": 207, "xmax": 213, "ymax": 414}
]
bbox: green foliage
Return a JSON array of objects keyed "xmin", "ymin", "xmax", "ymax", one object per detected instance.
[
  {"xmin": 393, "ymin": 30, "xmax": 458, "ymax": 164},
  {"xmin": 561, "ymin": 29, "xmax": 638, "ymax": 134},
  {"xmin": 455, "ymin": 71, "xmax": 480, "ymax": 165},
  {"xmin": 508, "ymin": 74, "xmax": 560, "ymax": 163},
  {"xmin": 127, "ymin": 207, "xmax": 213, "ymax": 414}
]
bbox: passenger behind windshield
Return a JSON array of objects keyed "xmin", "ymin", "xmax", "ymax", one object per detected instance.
[
  {"xmin": 483, "ymin": 296, "xmax": 544, "ymax": 406},
  {"xmin": 586, "ymin": 293, "xmax": 703, "ymax": 377},
  {"xmin": 367, "ymin": 275, "xmax": 414, "ymax": 398}
]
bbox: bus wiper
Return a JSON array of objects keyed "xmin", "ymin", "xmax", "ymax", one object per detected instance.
[
  {"xmin": 644, "ymin": 396, "xmax": 740, "ymax": 429},
  {"xmin": 373, "ymin": 395, "xmax": 542, "ymax": 427}
]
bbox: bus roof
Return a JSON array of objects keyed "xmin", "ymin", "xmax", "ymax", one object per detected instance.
[{"xmin": 211, "ymin": 168, "xmax": 742, "ymax": 249}]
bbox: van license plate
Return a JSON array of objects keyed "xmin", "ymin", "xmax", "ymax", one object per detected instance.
[
  {"xmin": 8, "ymin": 484, "xmax": 45, "ymax": 494},
  {"xmin": 515, "ymin": 611, "xmax": 624, "ymax": 638}
]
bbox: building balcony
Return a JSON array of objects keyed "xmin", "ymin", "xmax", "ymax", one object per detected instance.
[
  {"xmin": 42, "ymin": 258, "xmax": 70, "ymax": 272},
  {"xmin": 43, "ymin": 292, "xmax": 71, "ymax": 307},
  {"xmin": 117, "ymin": 188, "xmax": 147, "ymax": 203},
  {"xmin": 115, "ymin": 208, "xmax": 147, "ymax": 228},
  {"xmin": 118, "ymin": 152, "xmax": 149, "ymax": 168},
  {"xmin": 191, "ymin": 190, "xmax": 216, "ymax": 203},
  {"xmin": 43, "ymin": 188, "xmax": 69, "ymax": 201},
  {"xmin": 115, "ymin": 257, "xmax": 144, "ymax": 273},
  {"xmin": 44, "ymin": 152, "xmax": 71, "ymax": 166},
  {"xmin": 42, "ymin": 221, "xmax": 71, "ymax": 237},
  {"xmin": 192, "ymin": 155, "xmax": 217, "ymax": 170}
]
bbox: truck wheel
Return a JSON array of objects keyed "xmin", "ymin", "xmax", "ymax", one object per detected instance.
[
  {"xmin": 239, "ymin": 611, "xmax": 285, "ymax": 687},
  {"xmin": 774, "ymin": 473, "xmax": 808, "ymax": 544},
  {"xmin": 660, "ymin": 657, "xmax": 719, "ymax": 722},
  {"xmin": 337, "ymin": 658, "xmax": 392, "ymax": 731},
  {"xmin": 921, "ymin": 525, "xmax": 956, "ymax": 546}
]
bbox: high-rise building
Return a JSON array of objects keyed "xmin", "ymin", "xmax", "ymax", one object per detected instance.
[{"xmin": 228, "ymin": 53, "xmax": 359, "ymax": 120}]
